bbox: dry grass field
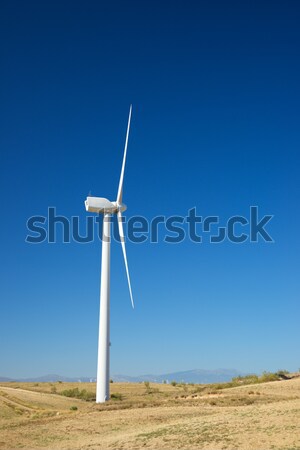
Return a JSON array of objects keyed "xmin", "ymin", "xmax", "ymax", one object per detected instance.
[{"xmin": 0, "ymin": 376, "xmax": 300, "ymax": 449}]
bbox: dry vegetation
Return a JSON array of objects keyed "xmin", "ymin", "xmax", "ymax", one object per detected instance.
[{"xmin": 0, "ymin": 374, "xmax": 300, "ymax": 449}]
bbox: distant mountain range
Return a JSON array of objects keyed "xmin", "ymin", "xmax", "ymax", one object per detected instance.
[
  {"xmin": 112, "ymin": 369, "xmax": 243, "ymax": 383},
  {"xmin": 0, "ymin": 369, "xmax": 243, "ymax": 384},
  {"xmin": 0, "ymin": 374, "xmax": 96, "ymax": 383}
]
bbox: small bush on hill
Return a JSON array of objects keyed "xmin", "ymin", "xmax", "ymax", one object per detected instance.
[
  {"xmin": 232, "ymin": 374, "xmax": 259, "ymax": 385},
  {"xmin": 60, "ymin": 388, "xmax": 94, "ymax": 401},
  {"xmin": 143, "ymin": 381, "xmax": 160, "ymax": 394},
  {"xmin": 275, "ymin": 370, "xmax": 290, "ymax": 378},
  {"xmin": 111, "ymin": 393, "xmax": 123, "ymax": 400},
  {"xmin": 260, "ymin": 372, "xmax": 280, "ymax": 382}
]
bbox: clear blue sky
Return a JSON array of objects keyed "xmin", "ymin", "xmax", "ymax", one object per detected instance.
[{"xmin": 0, "ymin": 1, "xmax": 299, "ymax": 378}]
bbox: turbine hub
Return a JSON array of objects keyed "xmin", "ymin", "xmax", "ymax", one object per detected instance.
[{"xmin": 113, "ymin": 201, "xmax": 127, "ymax": 213}]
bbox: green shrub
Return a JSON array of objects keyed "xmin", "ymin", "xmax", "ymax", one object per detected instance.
[
  {"xmin": 111, "ymin": 393, "xmax": 123, "ymax": 401},
  {"xmin": 192, "ymin": 386, "xmax": 206, "ymax": 394},
  {"xmin": 61, "ymin": 388, "xmax": 80, "ymax": 398},
  {"xmin": 275, "ymin": 370, "xmax": 289, "ymax": 377},
  {"xmin": 170, "ymin": 381, "xmax": 177, "ymax": 387},
  {"xmin": 60, "ymin": 388, "xmax": 94, "ymax": 401},
  {"xmin": 143, "ymin": 381, "xmax": 160, "ymax": 395},
  {"xmin": 144, "ymin": 381, "xmax": 152, "ymax": 393},
  {"xmin": 260, "ymin": 372, "xmax": 280, "ymax": 382},
  {"xmin": 231, "ymin": 372, "xmax": 282, "ymax": 386},
  {"xmin": 70, "ymin": 406, "xmax": 78, "ymax": 411},
  {"xmin": 231, "ymin": 374, "xmax": 259, "ymax": 385}
]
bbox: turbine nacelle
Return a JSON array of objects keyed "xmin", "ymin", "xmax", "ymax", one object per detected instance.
[{"xmin": 85, "ymin": 196, "xmax": 127, "ymax": 214}]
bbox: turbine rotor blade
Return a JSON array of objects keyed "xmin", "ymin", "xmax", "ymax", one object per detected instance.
[
  {"xmin": 117, "ymin": 211, "xmax": 134, "ymax": 309},
  {"xmin": 117, "ymin": 105, "xmax": 132, "ymax": 204}
]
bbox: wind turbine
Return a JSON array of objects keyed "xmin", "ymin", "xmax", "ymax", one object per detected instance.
[{"xmin": 85, "ymin": 105, "xmax": 134, "ymax": 403}]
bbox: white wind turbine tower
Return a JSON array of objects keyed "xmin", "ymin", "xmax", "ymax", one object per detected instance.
[{"xmin": 85, "ymin": 106, "xmax": 134, "ymax": 403}]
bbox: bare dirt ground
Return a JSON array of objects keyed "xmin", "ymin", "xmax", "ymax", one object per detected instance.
[{"xmin": 0, "ymin": 377, "xmax": 300, "ymax": 449}]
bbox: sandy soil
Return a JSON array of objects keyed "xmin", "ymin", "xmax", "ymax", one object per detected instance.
[{"xmin": 0, "ymin": 378, "xmax": 299, "ymax": 449}]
